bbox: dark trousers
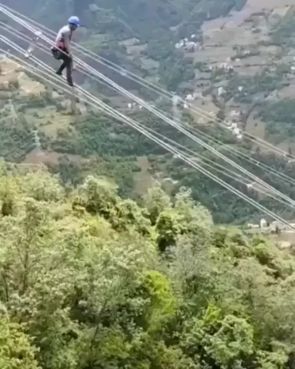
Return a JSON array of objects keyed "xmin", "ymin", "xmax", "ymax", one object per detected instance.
[{"xmin": 52, "ymin": 48, "xmax": 73, "ymax": 87}]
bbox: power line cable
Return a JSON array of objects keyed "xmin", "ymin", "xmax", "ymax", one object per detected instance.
[
  {"xmin": 1, "ymin": 44, "xmax": 294, "ymax": 228},
  {"xmin": 1, "ymin": 2, "xmax": 293, "ymax": 160}
]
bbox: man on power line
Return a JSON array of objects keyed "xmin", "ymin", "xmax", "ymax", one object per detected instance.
[{"xmin": 51, "ymin": 16, "xmax": 80, "ymax": 87}]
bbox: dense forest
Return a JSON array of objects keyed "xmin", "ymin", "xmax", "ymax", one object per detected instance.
[{"xmin": 0, "ymin": 164, "xmax": 295, "ymax": 369}]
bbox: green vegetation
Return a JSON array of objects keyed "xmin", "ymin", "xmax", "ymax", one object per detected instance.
[
  {"xmin": 145, "ymin": 39, "xmax": 195, "ymax": 90},
  {"xmin": 271, "ymin": 10, "xmax": 295, "ymax": 48},
  {"xmin": 160, "ymin": 151, "xmax": 295, "ymax": 224},
  {"xmin": 260, "ymin": 99, "xmax": 295, "ymax": 139},
  {"xmin": 26, "ymin": 0, "xmax": 246, "ymax": 40},
  {"xmin": 0, "ymin": 116, "xmax": 35, "ymax": 161},
  {"xmin": 0, "ymin": 165, "xmax": 294, "ymax": 369},
  {"xmin": 50, "ymin": 155, "xmax": 139, "ymax": 197},
  {"xmin": 226, "ymin": 69, "xmax": 288, "ymax": 104},
  {"xmin": 2, "ymin": 97, "xmax": 292, "ymax": 224},
  {"xmin": 49, "ymin": 113, "xmax": 166, "ymax": 156}
]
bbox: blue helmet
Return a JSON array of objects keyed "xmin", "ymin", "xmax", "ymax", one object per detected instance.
[{"xmin": 68, "ymin": 16, "xmax": 80, "ymax": 27}]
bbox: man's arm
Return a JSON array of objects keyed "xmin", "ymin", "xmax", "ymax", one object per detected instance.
[{"xmin": 63, "ymin": 31, "xmax": 71, "ymax": 56}]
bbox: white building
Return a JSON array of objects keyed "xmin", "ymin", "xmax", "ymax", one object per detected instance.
[
  {"xmin": 217, "ymin": 86, "xmax": 226, "ymax": 97},
  {"xmin": 260, "ymin": 218, "xmax": 268, "ymax": 229}
]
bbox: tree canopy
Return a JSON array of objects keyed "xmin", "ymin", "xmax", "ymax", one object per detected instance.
[{"xmin": 0, "ymin": 165, "xmax": 294, "ymax": 369}]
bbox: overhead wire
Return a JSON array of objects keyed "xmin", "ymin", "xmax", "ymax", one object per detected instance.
[
  {"xmin": 1, "ymin": 2, "xmax": 293, "ymax": 160},
  {"xmin": 1, "ymin": 32, "xmax": 292, "ymax": 207},
  {"xmin": 0, "ymin": 22, "xmax": 295, "ymax": 191},
  {"xmin": 1, "ymin": 30, "xmax": 295, "ymax": 211},
  {"xmin": 0, "ymin": 10, "xmax": 295, "ymax": 224},
  {"xmin": 2, "ymin": 22, "xmax": 294, "ymax": 190},
  {"xmin": 1, "ymin": 6, "xmax": 295, "ymax": 193},
  {"xmin": 0, "ymin": 43, "xmax": 294, "ymax": 227},
  {"xmin": 2, "ymin": 44, "xmax": 295, "ymax": 214},
  {"xmin": 1, "ymin": 26, "xmax": 281, "ymax": 196}
]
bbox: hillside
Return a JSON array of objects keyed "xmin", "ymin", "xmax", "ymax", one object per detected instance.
[
  {"xmin": 0, "ymin": 165, "xmax": 295, "ymax": 369},
  {"xmin": 1, "ymin": 0, "xmax": 295, "ymax": 225}
]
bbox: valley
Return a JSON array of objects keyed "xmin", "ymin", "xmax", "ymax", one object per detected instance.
[{"xmin": 0, "ymin": 0, "xmax": 295, "ymax": 224}]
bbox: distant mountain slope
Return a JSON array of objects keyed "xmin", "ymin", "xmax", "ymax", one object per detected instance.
[{"xmin": 5, "ymin": 0, "xmax": 246, "ymax": 40}]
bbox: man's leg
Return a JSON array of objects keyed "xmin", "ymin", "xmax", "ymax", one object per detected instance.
[
  {"xmin": 65, "ymin": 56, "xmax": 74, "ymax": 87},
  {"xmin": 54, "ymin": 49, "xmax": 67, "ymax": 76},
  {"xmin": 56, "ymin": 60, "xmax": 67, "ymax": 76}
]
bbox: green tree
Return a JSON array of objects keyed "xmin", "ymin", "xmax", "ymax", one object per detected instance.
[
  {"xmin": 143, "ymin": 183, "xmax": 172, "ymax": 225},
  {"xmin": 0, "ymin": 318, "xmax": 39, "ymax": 369}
]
